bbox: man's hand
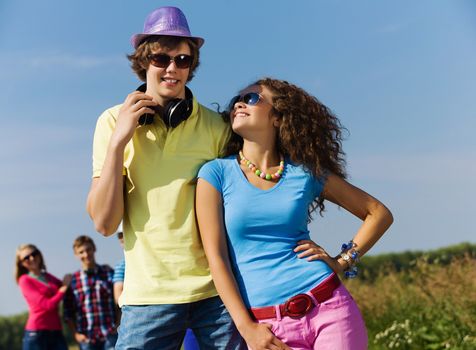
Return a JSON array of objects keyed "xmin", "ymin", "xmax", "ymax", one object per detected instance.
[
  {"xmin": 240, "ymin": 322, "xmax": 291, "ymax": 350},
  {"xmin": 74, "ymin": 332, "xmax": 89, "ymax": 344},
  {"xmin": 111, "ymin": 91, "xmax": 157, "ymax": 147}
]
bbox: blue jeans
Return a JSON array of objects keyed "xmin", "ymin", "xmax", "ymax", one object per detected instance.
[
  {"xmin": 116, "ymin": 296, "xmax": 246, "ymax": 350},
  {"xmin": 22, "ymin": 330, "xmax": 67, "ymax": 350},
  {"xmin": 78, "ymin": 333, "xmax": 118, "ymax": 350}
]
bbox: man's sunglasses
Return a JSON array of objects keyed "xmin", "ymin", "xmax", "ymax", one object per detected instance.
[
  {"xmin": 148, "ymin": 53, "xmax": 193, "ymax": 69},
  {"xmin": 228, "ymin": 92, "xmax": 268, "ymax": 111},
  {"xmin": 22, "ymin": 250, "xmax": 39, "ymax": 262}
]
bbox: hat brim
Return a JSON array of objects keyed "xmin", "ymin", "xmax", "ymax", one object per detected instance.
[{"xmin": 131, "ymin": 33, "xmax": 204, "ymax": 49}]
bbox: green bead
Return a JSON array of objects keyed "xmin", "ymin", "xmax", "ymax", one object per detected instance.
[
  {"xmin": 265, "ymin": 174, "xmax": 272, "ymax": 180},
  {"xmin": 246, "ymin": 161, "xmax": 251, "ymax": 166},
  {"xmin": 255, "ymin": 170, "xmax": 261, "ymax": 176}
]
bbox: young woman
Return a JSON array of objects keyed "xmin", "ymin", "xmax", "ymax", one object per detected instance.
[
  {"xmin": 15, "ymin": 244, "xmax": 71, "ymax": 350},
  {"xmin": 196, "ymin": 78, "xmax": 393, "ymax": 350}
]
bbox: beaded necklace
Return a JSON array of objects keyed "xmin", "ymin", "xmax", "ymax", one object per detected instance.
[{"xmin": 239, "ymin": 150, "xmax": 284, "ymax": 181}]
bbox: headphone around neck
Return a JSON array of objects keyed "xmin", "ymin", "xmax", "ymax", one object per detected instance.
[{"xmin": 136, "ymin": 83, "xmax": 194, "ymax": 128}]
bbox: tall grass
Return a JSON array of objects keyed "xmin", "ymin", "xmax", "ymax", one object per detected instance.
[
  {"xmin": 346, "ymin": 255, "xmax": 476, "ymax": 349},
  {"xmin": 2, "ymin": 245, "xmax": 475, "ymax": 350}
]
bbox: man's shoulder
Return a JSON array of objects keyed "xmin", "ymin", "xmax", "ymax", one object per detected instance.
[
  {"xmin": 69, "ymin": 270, "xmax": 82, "ymax": 287},
  {"xmin": 97, "ymin": 104, "xmax": 123, "ymax": 123},
  {"xmin": 196, "ymin": 102, "xmax": 226, "ymax": 124},
  {"xmin": 99, "ymin": 264, "xmax": 114, "ymax": 272}
]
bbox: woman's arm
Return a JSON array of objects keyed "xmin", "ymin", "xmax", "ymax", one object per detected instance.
[
  {"xmin": 19, "ymin": 276, "xmax": 66, "ymax": 312},
  {"xmin": 295, "ymin": 173, "xmax": 393, "ymax": 270},
  {"xmin": 196, "ymin": 179, "xmax": 291, "ymax": 350},
  {"xmin": 323, "ymin": 173, "xmax": 393, "ymax": 257}
]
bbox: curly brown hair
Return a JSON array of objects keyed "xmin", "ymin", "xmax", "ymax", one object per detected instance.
[
  {"xmin": 127, "ymin": 36, "xmax": 200, "ymax": 82},
  {"xmin": 223, "ymin": 78, "xmax": 347, "ymax": 216}
]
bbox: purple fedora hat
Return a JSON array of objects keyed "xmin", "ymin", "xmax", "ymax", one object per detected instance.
[{"xmin": 131, "ymin": 7, "xmax": 204, "ymax": 49}]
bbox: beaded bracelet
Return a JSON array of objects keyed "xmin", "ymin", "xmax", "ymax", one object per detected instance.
[{"xmin": 340, "ymin": 240, "xmax": 360, "ymax": 279}]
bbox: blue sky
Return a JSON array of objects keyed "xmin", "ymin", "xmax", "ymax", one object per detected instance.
[{"xmin": 1, "ymin": 1, "xmax": 475, "ymax": 315}]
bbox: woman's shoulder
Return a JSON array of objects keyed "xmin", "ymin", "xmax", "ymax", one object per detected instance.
[
  {"xmin": 18, "ymin": 273, "xmax": 30, "ymax": 285},
  {"xmin": 202, "ymin": 155, "xmax": 236, "ymax": 169},
  {"xmin": 285, "ymin": 159, "xmax": 328, "ymax": 188},
  {"xmin": 18, "ymin": 274, "xmax": 36, "ymax": 289},
  {"xmin": 285, "ymin": 158, "xmax": 310, "ymax": 176},
  {"xmin": 199, "ymin": 155, "xmax": 238, "ymax": 189}
]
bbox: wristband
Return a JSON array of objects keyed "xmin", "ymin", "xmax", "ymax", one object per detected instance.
[{"xmin": 340, "ymin": 240, "xmax": 360, "ymax": 279}]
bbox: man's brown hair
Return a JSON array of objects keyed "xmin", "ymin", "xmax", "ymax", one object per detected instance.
[
  {"xmin": 73, "ymin": 235, "xmax": 96, "ymax": 251},
  {"xmin": 127, "ymin": 36, "xmax": 200, "ymax": 82}
]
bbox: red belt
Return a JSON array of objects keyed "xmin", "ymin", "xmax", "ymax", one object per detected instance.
[{"xmin": 250, "ymin": 274, "xmax": 341, "ymax": 320}]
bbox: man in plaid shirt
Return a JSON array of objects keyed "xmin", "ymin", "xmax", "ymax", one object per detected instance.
[{"xmin": 64, "ymin": 235, "xmax": 117, "ymax": 350}]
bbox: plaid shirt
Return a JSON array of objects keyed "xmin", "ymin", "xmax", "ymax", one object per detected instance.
[{"xmin": 63, "ymin": 264, "xmax": 116, "ymax": 342}]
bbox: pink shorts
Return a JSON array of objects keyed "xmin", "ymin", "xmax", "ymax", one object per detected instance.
[{"xmin": 253, "ymin": 284, "xmax": 368, "ymax": 350}]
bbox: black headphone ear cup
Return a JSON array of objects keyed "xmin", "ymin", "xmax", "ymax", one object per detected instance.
[
  {"xmin": 163, "ymin": 96, "xmax": 193, "ymax": 128},
  {"xmin": 169, "ymin": 100, "xmax": 191, "ymax": 128},
  {"xmin": 163, "ymin": 98, "xmax": 181, "ymax": 127},
  {"xmin": 136, "ymin": 83, "xmax": 155, "ymax": 125}
]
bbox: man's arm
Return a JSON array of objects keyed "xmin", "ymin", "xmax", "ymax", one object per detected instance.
[
  {"xmin": 66, "ymin": 319, "xmax": 89, "ymax": 344},
  {"xmin": 87, "ymin": 91, "xmax": 157, "ymax": 236},
  {"xmin": 86, "ymin": 163, "xmax": 125, "ymax": 236},
  {"xmin": 63, "ymin": 287, "xmax": 89, "ymax": 344},
  {"xmin": 113, "ymin": 282, "xmax": 124, "ymax": 306}
]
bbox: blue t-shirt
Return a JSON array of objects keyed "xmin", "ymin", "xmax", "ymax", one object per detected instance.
[
  {"xmin": 197, "ymin": 155, "xmax": 334, "ymax": 307},
  {"xmin": 113, "ymin": 259, "xmax": 125, "ymax": 284}
]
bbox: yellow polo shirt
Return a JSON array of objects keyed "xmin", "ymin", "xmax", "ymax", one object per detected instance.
[{"xmin": 92, "ymin": 97, "xmax": 230, "ymax": 305}]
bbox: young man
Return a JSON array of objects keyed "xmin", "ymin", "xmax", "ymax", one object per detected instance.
[
  {"xmin": 86, "ymin": 7, "xmax": 244, "ymax": 350},
  {"xmin": 63, "ymin": 235, "xmax": 116, "ymax": 350}
]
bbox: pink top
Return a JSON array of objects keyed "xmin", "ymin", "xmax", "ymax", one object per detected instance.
[{"xmin": 18, "ymin": 272, "xmax": 65, "ymax": 330}]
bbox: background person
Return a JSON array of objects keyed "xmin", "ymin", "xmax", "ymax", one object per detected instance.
[
  {"xmin": 63, "ymin": 235, "xmax": 117, "ymax": 350},
  {"xmin": 15, "ymin": 244, "xmax": 71, "ymax": 350},
  {"xmin": 196, "ymin": 78, "xmax": 394, "ymax": 349},
  {"xmin": 112, "ymin": 231, "xmax": 125, "ymax": 307}
]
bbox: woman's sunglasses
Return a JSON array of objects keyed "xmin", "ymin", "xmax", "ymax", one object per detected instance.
[
  {"xmin": 148, "ymin": 53, "xmax": 193, "ymax": 69},
  {"xmin": 228, "ymin": 92, "xmax": 267, "ymax": 111},
  {"xmin": 22, "ymin": 250, "xmax": 39, "ymax": 262}
]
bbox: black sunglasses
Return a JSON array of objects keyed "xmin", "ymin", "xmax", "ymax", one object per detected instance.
[
  {"xmin": 228, "ymin": 92, "xmax": 267, "ymax": 111},
  {"xmin": 22, "ymin": 250, "xmax": 39, "ymax": 262},
  {"xmin": 148, "ymin": 53, "xmax": 193, "ymax": 69}
]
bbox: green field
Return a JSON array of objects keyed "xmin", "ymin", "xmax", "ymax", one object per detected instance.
[{"xmin": 2, "ymin": 243, "xmax": 475, "ymax": 350}]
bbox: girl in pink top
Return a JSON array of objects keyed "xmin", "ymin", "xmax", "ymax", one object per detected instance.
[{"xmin": 15, "ymin": 244, "xmax": 71, "ymax": 350}]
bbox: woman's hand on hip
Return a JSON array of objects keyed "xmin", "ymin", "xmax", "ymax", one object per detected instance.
[{"xmin": 294, "ymin": 240, "xmax": 344, "ymax": 273}]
